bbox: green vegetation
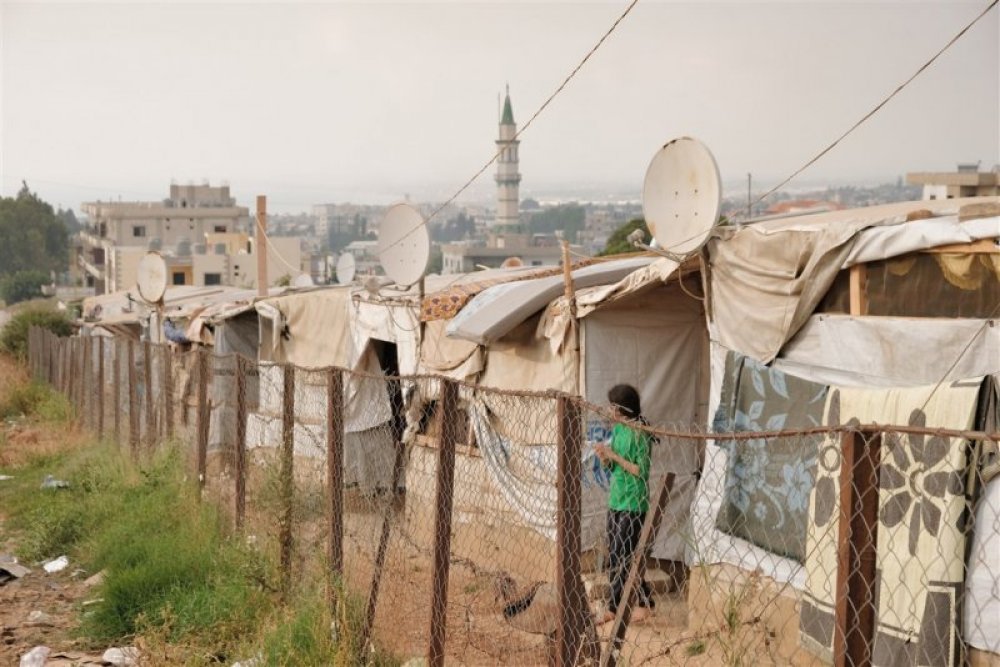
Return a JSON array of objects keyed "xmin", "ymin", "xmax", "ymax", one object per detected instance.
[
  {"xmin": 0, "ymin": 306, "xmax": 73, "ymax": 359},
  {"xmin": 0, "ymin": 182, "xmax": 69, "ymax": 280},
  {"xmin": 0, "ymin": 356, "xmax": 399, "ymax": 666},
  {"xmin": 528, "ymin": 204, "xmax": 585, "ymax": 243},
  {"xmin": 0, "ymin": 270, "xmax": 51, "ymax": 305},
  {"xmin": 600, "ymin": 218, "xmax": 649, "ymax": 256}
]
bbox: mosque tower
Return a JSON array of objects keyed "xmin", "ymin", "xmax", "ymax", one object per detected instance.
[{"xmin": 494, "ymin": 85, "xmax": 521, "ymax": 231}]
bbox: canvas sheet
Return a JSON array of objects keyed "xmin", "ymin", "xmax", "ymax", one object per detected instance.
[
  {"xmin": 707, "ymin": 198, "xmax": 985, "ymax": 364},
  {"xmin": 711, "ymin": 353, "xmax": 828, "ymax": 562},
  {"xmin": 801, "ymin": 380, "xmax": 981, "ymax": 666},
  {"xmin": 263, "ymin": 288, "xmax": 353, "ymax": 369},
  {"xmin": 417, "ymin": 318, "xmax": 482, "ymax": 380},
  {"xmin": 775, "ymin": 315, "xmax": 1000, "ymax": 388},
  {"xmin": 843, "ymin": 213, "xmax": 1000, "ymax": 267}
]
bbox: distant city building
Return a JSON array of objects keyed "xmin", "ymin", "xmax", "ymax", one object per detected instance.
[
  {"xmin": 76, "ymin": 183, "xmax": 301, "ymax": 294},
  {"xmin": 442, "ymin": 87, "xmax": 571, "ymax": 273},
  {"xmin": 907, "ymin": 164, "xmax": 1000, "ymax": 200}
]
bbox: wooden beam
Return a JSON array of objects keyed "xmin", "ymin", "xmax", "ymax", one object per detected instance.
[{"xmin": 849, "ymin": 264, "xmax": 868, "ymax": 316}]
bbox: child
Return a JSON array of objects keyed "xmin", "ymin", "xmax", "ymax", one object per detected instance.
[{"xmin": 594, "ymin": 384, "xmax": 655, "ymax": 624}]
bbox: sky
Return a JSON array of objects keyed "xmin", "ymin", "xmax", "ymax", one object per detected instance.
[{"xmin": 2, "ymin": 0, "xmax": 998, "ymax": 213}]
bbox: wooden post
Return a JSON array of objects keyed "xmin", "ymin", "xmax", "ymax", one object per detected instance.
[
  {"xmin": 556, "ymin": 395, "xmax": 587, "ymax": 667},
  {"xmin": 127, "ymin": 340, "xmax": 139, "ymax": 453},
  {"xmin": 833, "ymin": 431, "xmax": 879, "ymax": 667},
  {"xmin": 82, "ymin": 337, "xmax": 91, "ymax": 429},
  {"xmin": 326, "ymin": 368, "xmax": 345, "ymax": 608},
  {"xmin": 849, "ymin": 264, "xmax": 868, "ymax": 316},
  {"xmin": 427, "ymin": 379, "xmax": 461, "ymax": 667},
  {"xmin": 256, "ymin": 195, "xmax": 268, "ymax": 297},
  {"xmin": 144, "ymin": 341, "xmax": 155, "ymax": 446},
  {"xmin": 279, "ymin": 364, "xmax": 295, "ymax": 598},
  {"xmin": 163, "ymin": 345, "xmax": 174, "ymax": 440},
  {"xmin": 234, "ymin": 355, "xmax": 248, "ymax": 530},
  {"xmin": 196, "ymin": 349, "xmax": 210, "ymax": 489},
  {"xmin": 113, "ymin": 339, "xmax": 121, "ymax": 443},
  {"xmin": 97, "ymin": 337, "xmax": 105, "ymax": 438},
  {"xmin": 601, "ymin": 472, "xmax": 676, "ymax": 667}
]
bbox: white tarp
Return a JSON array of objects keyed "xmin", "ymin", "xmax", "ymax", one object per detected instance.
[
  {"xmin": 844, "ymin": 214, "xmax": 1000, "ymax": 267},
  {"xmin": 774, "ymin": 314, "xmax": 1000, "ymax": 387}
]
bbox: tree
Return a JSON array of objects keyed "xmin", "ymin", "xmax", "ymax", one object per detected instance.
[
  {"xmin": 528, "ymin": 204, "xmax": 585, "ymax": 243},
  {"xmin": 0, "ymin": 270, "xmax": 50, "ymax": 305},
  {"xmin": 0, "ymin": 306, "xmax": 73, "ymax": 359},
  {"xmin": 599, "ymin": 218, "xmax": 649, "ymax": 256},
  {"xmin": 57, "ymin": 207, "xmax": 82, "ymax": 233},
  {"xmin": 0, "ymin": 183, "xmax": 70, "ymax": 280}
]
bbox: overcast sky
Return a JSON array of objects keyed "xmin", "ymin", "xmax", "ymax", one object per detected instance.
[{"xmin": 2, "ymin": 1, "xmax": 998, "ymax": 213}]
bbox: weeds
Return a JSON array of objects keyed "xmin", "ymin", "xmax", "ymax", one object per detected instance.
[{"xmin": 0, "ymin": 380, "xmax": 71, "ymax": 421}]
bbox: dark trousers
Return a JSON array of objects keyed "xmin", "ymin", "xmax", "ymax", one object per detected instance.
[{"xmin": 606, "ymin": 510, "xmax": 654, "ymax": 613}]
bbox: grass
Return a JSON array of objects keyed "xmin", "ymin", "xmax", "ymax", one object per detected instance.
[{"xmin": 0, "ymin": 353, "xmax": 400, "ymax": 666}]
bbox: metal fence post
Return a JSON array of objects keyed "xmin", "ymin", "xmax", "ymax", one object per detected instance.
[
  {"xmin": 234, "ymin": 355, "xmax": 248, "ymax": 530},
  {"xmin": 427, "ymin": 379, "xmax": 461, "ymax": 667},
  {"xmin": 326, "ymin": 367, "xmax": 344, "ymax": 609},
  {"xmin": 279, "ymin": 364, "xmax": 296, "ymax": 598},
  {"xmin": 556, "ymin": 395, "xmax": 587, "ymax": 667}
]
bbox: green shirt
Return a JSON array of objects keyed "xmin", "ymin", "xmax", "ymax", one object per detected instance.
[{"xmin": 606, "ymin": 423, "xmax": 651, "ymax": 513}]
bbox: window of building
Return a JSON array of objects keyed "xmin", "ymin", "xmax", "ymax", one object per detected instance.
[
  {"xmin": 214, "ymin": 225, "xmax": 227, "ymax": 233},
  {"xmin": 203, "ymin": 273, "xmax": 222, "ymax": 286},
  {"xmin": 133, "ymin": 226, "xmax": 146, "ymax": 238},
  {"xmin": 172, "ymin": 272, "xmax": 186, "ymax": 285}
]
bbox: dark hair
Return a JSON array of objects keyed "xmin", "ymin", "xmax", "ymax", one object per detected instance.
[{"xmin": 608, "ymin": 384, "xmax": 641, "ymax": 420}]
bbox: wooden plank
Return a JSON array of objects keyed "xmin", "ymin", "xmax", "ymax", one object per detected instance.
[
  {"xmin": 81, "ymin": 336, "xmax": 91, "ymax": 429},
  {"xmin": 113, "ymin": 339, "xmax": 121, "ymax": 443},
  {"xmin": 601, "ymin": 472, "xmax": 676, "ymax": 667},
  {"xmin": 556, "ymin": 395, "xmax": 587, "ymax": 667},
  {"xmin": 97, "ymin": 338, "xmax": 105, "ymax": 438},
  {"xmin": 163, "ymin": 346, "xmax": 174, "ymax": 440},
  {"xmin": 143, "ymin": 341, "xmax": 155, "ymax": 446},
  {"xmin": 833, "ymin": 431, "xmax": 879, "ymax": 667},
  {"xmin": 279, "ymin": 364, "xmax": 295, "ymax": 599},
  {"xmin": 196, "ymin": 349, "xmax": 210, "ymax": 487},
  {"xmin": 234, "ymin": 355, "xmax": 248, "ymax": 530},
  {"xmin": 922, "ymin": 238, "xmax": 999, "ymax": 254},
  {"xmin": 127, "ymin": 340, "xmax": 139, "ymax": 454},
  {"xmin": 326, "ymin": 369, "xmax": 344, "ymax": 609},
  {"xmin": 849, "ymin": 264, "xmax": 868, "ymax": 316},
  {"xmin": 427, "ymin": 380, "xmax": 461, "ymax": 667}
]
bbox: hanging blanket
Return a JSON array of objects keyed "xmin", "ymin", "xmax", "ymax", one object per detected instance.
[{"xmin": 801, "ymin": 379, "xmax": 982, "ymax": 666}]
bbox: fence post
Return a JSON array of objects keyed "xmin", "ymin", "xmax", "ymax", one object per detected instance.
[
  {"xmin": 833, "ymin": 430, "xmax": 879, "ymax": 667},
  {"xmin": 163, "ymin": 345, "xmax": 174, "ymax": 440},
  {"xmin": 600, "ymin": 472, "xmax": 676, "ymax": 667},
  {"xmin": 196, "ymin": 348, "xmax": 210, "ymax": 489},
  {"xmin": 234, "ymin": 355, "xmax": 248, "ymax": 530},
  {"xmin": 113, "ymin": 339, "xmax": 121, "ymax": 444},
  {"xmin": 427, "ymin": 379, "xmax": 461, "ymax": 667},
  {"xmin": 556, "ymin": 395, "xmax": 587, "ymax": 667},
  {"xmin": 279, "ymin": 364, "xmax": 296, "ymax": 599},
  {"xmin": 83, "ymin": 336, "xmax": 92, "ymax": 430},
  {"xmin": 326, "ymin": 368, "xmax": 344, "ymax": 610},
  {"xmin": 127, "ymin": 340, "xmax": 140, "ymax": 453},
  {"xmin": 144, "ymin": 341, "xmax": 155, "ymax": 447},
  {"xmin": 96, "ymin": 338, "xmax": 105, "ymax": 438}
]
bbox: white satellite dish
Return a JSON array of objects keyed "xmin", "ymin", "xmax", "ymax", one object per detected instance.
[
  {"xmin": 642, "ymin": 137, "xmax": 722, "ymax": 255},
  {"xmin": 377, "ymin": 203, "xmax": 429, "ymax": 287},
  {"xmin": 292, "ymin": 273, "xmax": 314, "ymax": 288},
  {"xmin": 136, "ymin": 251, "xmax": 168, "ymax": 304},
  {"xmin": 336, "ymin": 252, "xmax": 356, "ymax": 285}
]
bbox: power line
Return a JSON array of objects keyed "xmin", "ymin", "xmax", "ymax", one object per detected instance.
[
  {"xmin": 754, "ymin": 0, "xmax": 999, "ymax": 207},
  {"xmin": 375, "ymin": 0, "xmax": 642, "ymax": 260}
]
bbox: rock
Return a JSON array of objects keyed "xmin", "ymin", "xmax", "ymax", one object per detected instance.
[
  {"xmin": 231, "ymin": 655, "xmax": 262, "ymax": 667},
  {"xmin": 19, "ymin": 646, "xmax": 50, "ymax": 667},
  {"xmin": 40, "ymin": 474, "xmax": 69, "ymax": 490},
  {"xmin": 84, "ymin": 570, "xmax": 105, "ymax": 587},
  {"xmin": 102, "ymin": 646, "xmax": 140, "ymax": 666},
  {"xmin": 24, "ymin": 610, "xmax": 54, "ymax": 627}
]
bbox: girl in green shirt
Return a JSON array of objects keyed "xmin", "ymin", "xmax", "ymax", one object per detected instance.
[{"xmin": 594, "ymin": 384, "xmax": 655, "ymax": 624}]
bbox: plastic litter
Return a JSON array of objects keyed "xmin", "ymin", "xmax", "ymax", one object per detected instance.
[
  {"xmin": 0, "ymin": 474, "xmax": 13, "ymax": 481},
  {"xmin": 0, "ymin": 562, "xmax": 30, "ymax": 585},
  {"xmin": 19, "ymin": 646, "xmax": 50, "ymax": 667},
  {"xmin": 231, "ymin": 656, "xmax": 262, "ymax": 667},
  {"xmin": 42, "ymin": 555, "xmax": 69, "ymax": 573},
  {"xmin": 40, "ymin": 474, "xmax": 69, "ymax": 490},
  {"xmin": 102, "ymin": 646, "xmax": 140, "ymax": 666}
]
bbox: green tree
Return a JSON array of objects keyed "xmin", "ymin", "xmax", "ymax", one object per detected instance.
[
  {"xmin": 0, "ymin": 270, "xmax": 50, "ymax": 305},
  {"xmin": 599, "ymin": 218, "xmax": 649, "ymax": 256},
  {"xmin": 0, "ymin": 183, "xmax": 70, "ymax": 279},
  {"xmin": 0, "ymin": 306, "xmax": 73, "ymax": 359},
  {"xmin": 528, "ymin": 204, "xmax": 585, "ymax": 243}
]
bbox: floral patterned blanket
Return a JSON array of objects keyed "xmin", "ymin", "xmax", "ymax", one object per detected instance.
[
  {"xmin": 712, "ymin": 353, "xmax": 828, "ymax": 561},
  {"xmin": 801, "ymin": 380, "xmax": 982, "ymax": 666}
]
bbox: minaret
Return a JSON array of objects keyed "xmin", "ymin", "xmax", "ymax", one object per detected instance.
[{"xmin": 494, "ymin": 85, "xmax": 521, "ymax": 231}]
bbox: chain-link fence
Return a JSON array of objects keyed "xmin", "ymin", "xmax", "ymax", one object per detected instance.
[{"xmin": 25, "ymin": 327, "xmax": 1000, "ymax": 667}]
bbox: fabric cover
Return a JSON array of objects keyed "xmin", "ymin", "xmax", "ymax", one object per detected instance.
[{"xmin": 801, "ymin": 380, "xmax": 981, "ymax": 666}]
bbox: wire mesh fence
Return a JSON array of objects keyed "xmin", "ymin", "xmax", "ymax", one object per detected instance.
[{"xmin": 25, "ymin": 327, "xmax": 1000, "ymax": 667}]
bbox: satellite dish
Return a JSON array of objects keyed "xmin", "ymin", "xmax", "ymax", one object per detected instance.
[
  {"xmin": 136, "ymin": 251, "xmax": 168, "ymax": 304},
  {"xmin": 336, "ymin": 252, "xmax": 356, "ymax": 285},
  {"xmin": 377, "ymin": 203, "xmax": 429, "ymax": 286},
  {"xmin": 641, "ymin": 137, "xmax": 722, "ymax": 255},
  {"xmin": 292, "ymin": 273, "xmax": 314, "ymax": 288}
]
